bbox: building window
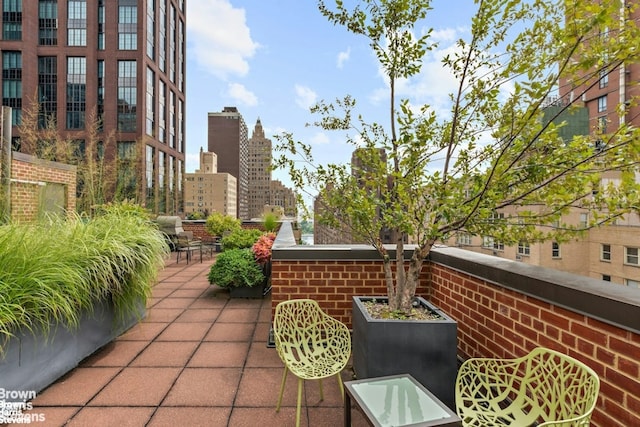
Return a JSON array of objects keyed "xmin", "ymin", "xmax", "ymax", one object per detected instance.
[
  {"xmin": 146, "ymin": 145, "xmax": 155, "ymax": 209},
  {"xmin": 2, "ymin": 51, "xmax": 22, "ymax": 126},
  {"xmin": 602, "ymin": 275, "xmax": 611, "ymax": 282},
  {"xmin": 579, "ymin": 212, "xmax": 588, "ymax": 228},
  {"xmin": 146, "ymin": 67, "xmax": 155, "ymax": 136},
  {"xmin": 117, "ymin": 60, "xmax": 136, "ymax": 132},
  {"xmin": 39, "ymin": 0, "xmax": 57, "ymax": 45},
  {"xmin": 169, "ymin": 90, "xmax": 175, "ymax": 149},
  {"xmin": 517, "ymin": 242, "xmax": 530, "ymax": 256},
  {"xmin": 67, "ymin": 0, "xmax": 87, "ymax": 46},
  {"xmin": 599, "ymin": 68, "xmax": 608, "ymax": 89},
  {"xmin": 3, "ymin": 0, "xmax": 22, "ymax": 40},
  {"xmin": 116, "ymin": 141, "xmax": 137, "ymax": 200},
  {"xmin": 158, "ymin": 151, "xmax": 166, "ymax": 213},
  {"xmin": 482, "ymin": 236, "xmax": 503, "ymax": 251},
  {"xmin": 601, "ymin": 244, "xmax": 611, "ymax": 261},
  {"xmin": 625, "ymin": 279, "xmax": 640, "ymax": 288},
  {"xmin": 158, "ymin": 81, "xmax": 166, "ymax": 142},
  {"xmin": 597, "ymin": 95, "xmax": 607, "ymax": 113},
  {"xmin": 66, "ymin": 57, "xmax": 86, "ymax": 129},
  {"xmin": 456, "ymin": 233, "xmax": 472, "ymax": 246},
  {"xmin": 97, "ymin": 0, "xmax": 105, "ymax": 49},
  {"xmin": 97, "ymin": 60, "xmax": 104, "ymax": 131},
  {"xmin": 177, "ymin": 98, "xmax": 184, "ymax": 152},
  {"xmin": 118, "ymin": 0, "xmax": 137, "ymax": 50},
  {"xmin": 159, "ymin": 0, "xmax": 166, "ymax": 72},
  {"xmin": 178, "ymin": 18, "xmax": 184, "ymax": 91},
  {"xmin": 624, "ymin": 247, "xmax": 639, "ymax": 266},
  {"xmin": 38, "ymin": 56, "xmax": 57, "ymax": 128},
  {"xmin": 146, "ymin": 0, "xmax": 155, "ymax": 59},
  {"xmin": 551, "ymin": 242, "xmax": 560, "ymax": 259},
  {"xmin": 169, "ymin": 4, "xmax": 176, "ymax": 83}
]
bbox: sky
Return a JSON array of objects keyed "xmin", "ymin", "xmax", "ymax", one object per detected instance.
[{"xmin": 185, "ymin": 0, "xmax": 477, "ymax": 195}]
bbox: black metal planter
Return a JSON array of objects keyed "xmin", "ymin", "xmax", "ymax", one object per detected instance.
[{"xmin": 351, "ymin": 296, "xmax": 458, "ymax": 410}]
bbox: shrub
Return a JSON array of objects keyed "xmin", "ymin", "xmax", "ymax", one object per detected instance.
[
  {"xmin": 208, "ymin": 248, "xmax": 265, "ymax": 288},
  {"xmin": 205, "ymin": 212, "xmax": 241, "ymax": 237},
  {"xmin": 221, "ymin": 228, "xmax": 263, "ymax": 250},
  {"xmin": 262, "ymin": 213, "xmax": 279, "ymax": 233},
  {"xmin": 252, "ymin": 233, "xmax": 276, "ymax": 264}
]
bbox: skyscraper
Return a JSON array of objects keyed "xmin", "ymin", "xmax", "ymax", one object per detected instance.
[
  {"xmin": 207, "ymin": 106, "xmax": 249, "ymax": 219},
  {"xmin": 247, "ymin": 118, "xmax": 271, "ymax": 219},
  {"xmin": 0, "ymin": 0, "xmax": 186, "ymax": 215}
]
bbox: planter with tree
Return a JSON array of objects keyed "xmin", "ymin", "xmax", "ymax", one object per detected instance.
[{"xmin": 276, "ymin": 0, "xmax": 640, "ymax": 409}]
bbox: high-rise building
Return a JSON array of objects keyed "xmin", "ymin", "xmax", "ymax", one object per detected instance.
[
  {"xmin": 207, "ymin": 107, "xmax": 248, "ymax": 219},
  {"xmin": 247, "ymin": 118, "xmax": 271, "ymax": 219},
  {"xmin": 184, "ymin": 148, "xmax": 237, "ymax": 218},
  {"xmin": 0, "ymin": 0, "xmax": 186, "ymax": 215}
]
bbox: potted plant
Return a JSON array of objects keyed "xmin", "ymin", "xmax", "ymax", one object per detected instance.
[
  {"xmin": 208, "ymin": 248, "xmax": 266, "ymax": 298},
  {"xmin": 0, "ymin": 202, "xmax": 168, "ymax": 393},
  {"xmin": 275, "ymin": 0, "xmax": 640, "ymax": 409}
]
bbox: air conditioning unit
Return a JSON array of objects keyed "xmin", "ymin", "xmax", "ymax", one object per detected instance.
[{"xmin": 515, "ymin": 255, "xmax": 523, "ymax": 261}]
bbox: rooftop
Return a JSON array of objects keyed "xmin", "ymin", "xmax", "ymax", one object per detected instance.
[{"xmin": 30, "ymin": 253, "xmax": 364, "ymax": 427}]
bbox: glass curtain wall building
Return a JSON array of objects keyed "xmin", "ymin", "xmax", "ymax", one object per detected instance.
[{"xmin": 0, "ymin": 0, "xmax": 186, "ymax": 215}]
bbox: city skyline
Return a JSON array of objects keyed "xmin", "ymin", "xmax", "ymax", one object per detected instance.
[{"xmin": 185, "ymin": 0, "xmax": 477, "ymax": 185}]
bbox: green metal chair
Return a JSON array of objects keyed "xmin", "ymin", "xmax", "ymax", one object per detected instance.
[
  {"xmin": 273, "ymin": 299, "xmax": 351, "ymax": 427},
  {"xmin": 455, "ymin": 347, "xmax": 600, "ymax": 426}
]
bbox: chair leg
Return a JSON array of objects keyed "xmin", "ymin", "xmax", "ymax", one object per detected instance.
[
  {"xmin": 336, "ymin": 372, "xmax": 345, "ymax": 402},
  {"xmin": 296, "ymin": 377, "xmax": 303, "ymax": 427},
  {"xmin": 276, "ymin": 368, "xmax": 288, "ymax": 412},
  {"xmin": 318, "ymin": 378, "xmax": 324, "ymax": 401}
]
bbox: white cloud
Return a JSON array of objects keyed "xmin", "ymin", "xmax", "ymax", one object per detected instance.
[
  {"xmin": 310, "ymin": 132, "xmax": 330, "ymax": 145},
  {"xmin": 295, "ymin": 85, "xmax": 318, "ymax": 110},
  {"xmin": 337, "ymin": 47, "xmax": 351, "ymax": 69},
  {"xmin": 227, "ymin": 83, "xmax": 258, "ymax": 106},
  {"xmin": 187, "ymin": 0, "xmax": 259, "ymax": 79}
]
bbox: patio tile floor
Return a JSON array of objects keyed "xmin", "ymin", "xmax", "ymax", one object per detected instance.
[{"xmin": 25, "ymin": 252, "xmax": 369, "ymax": 427}]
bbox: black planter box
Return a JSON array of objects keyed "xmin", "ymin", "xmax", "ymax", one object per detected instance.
[
  {"xmin": 0, "ymin": 298, "xmax": 145, "ymax": 398},
  {"xmin": 352, "ymin": 296, "xmax": 458, "ymax": 410},
  {"xmin": 229, "ymin": 282, "xmax": 266, "ymax": 298}
]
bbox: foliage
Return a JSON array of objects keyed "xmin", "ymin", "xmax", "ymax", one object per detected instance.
[
  {"xmin": 186, "ymin": 211, "xmax": 204, "ymax": 220},
  {"xmin": 205, "ymin": 212, "xmax": 241, "ymax": 237},
  {"xmin": 17, "ymin": 102, "xmax": 141, "ymax": 215},
  {"xmin": 253, "ymin": 232, "xmax": 276, "ymax": 264},
  {"xmin": 262, "ymin": 213, "xmax": 279, "ymax": 232},
  {"xmin": 208, "ymin": 248, "xmax": 265, "ymax": 288},
  {"xmin": 221, "ymin": 228, "xmax": 263, "ymax": 250},
  {"xmin": 275, "ymin": 0, "xmax": 640, "ymax": 312},
  {"xmin": 0, "ymin": 207, "xmax": 169, "ymax": 348}
]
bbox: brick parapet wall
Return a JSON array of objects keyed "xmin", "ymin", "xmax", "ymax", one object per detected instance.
[
  {"xmin": 10, "ymin": 152, "xmax": 76, "ymax": 221},
  {"xmin": 269, "ymin": 222, "xmax": 640, "ymax": 426},
  {"xmin": 428, "ymin": 252, "xmax": 640, "ymax": 427},
  {"xmin": 271, "ymin": 259, "xmax": 430, "ymax": 325}
]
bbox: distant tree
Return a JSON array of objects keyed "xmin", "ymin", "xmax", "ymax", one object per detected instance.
[{"xmin": 275, "ymin": 0, "xmax": 640, "ymax": 312}]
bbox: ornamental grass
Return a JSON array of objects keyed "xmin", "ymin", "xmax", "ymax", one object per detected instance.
[{"xmin": 0, "ymin": 205, "xmax": 169, "ymax": 349}]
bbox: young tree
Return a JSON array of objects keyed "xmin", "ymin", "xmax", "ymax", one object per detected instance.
[{"xmin": 275, "ymin": 0, "xmax": 640, "ymax": 313}]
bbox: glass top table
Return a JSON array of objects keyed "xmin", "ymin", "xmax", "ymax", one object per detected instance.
[{"xmin": 344, "ymin": 374, "xmax": 461, "ymax": 427}]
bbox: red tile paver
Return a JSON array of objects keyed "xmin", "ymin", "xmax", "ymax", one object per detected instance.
[
  {"xmin": 89, "ymin": 367, "xmax": 181, "ymax": 406},
  {"xmin": 25, "ymin": 253, "xmax": 347, "ymax": 427}
]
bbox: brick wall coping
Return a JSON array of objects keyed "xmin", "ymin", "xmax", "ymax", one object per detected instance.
[
  {"xmin": 430, "ymin": 246, "xmax": 640, "ymax": 335},
  {"xmin": 12, "ymin": 151, "xmax": 77, "ymax": 172}
]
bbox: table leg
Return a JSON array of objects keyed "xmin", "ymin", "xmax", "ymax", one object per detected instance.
[{"xmin": 344, "ymin": 392, "xmax": 351, "ymax": 426}]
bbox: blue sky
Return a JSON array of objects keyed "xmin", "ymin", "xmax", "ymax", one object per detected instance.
[{"xmin": 185, "ymin": 0, "xmax": 476, "ymax": 189}]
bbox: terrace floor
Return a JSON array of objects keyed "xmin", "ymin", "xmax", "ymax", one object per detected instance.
[{"xmin": 28, "ymin": 252, "xmax": 369, "ymax": 427}]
